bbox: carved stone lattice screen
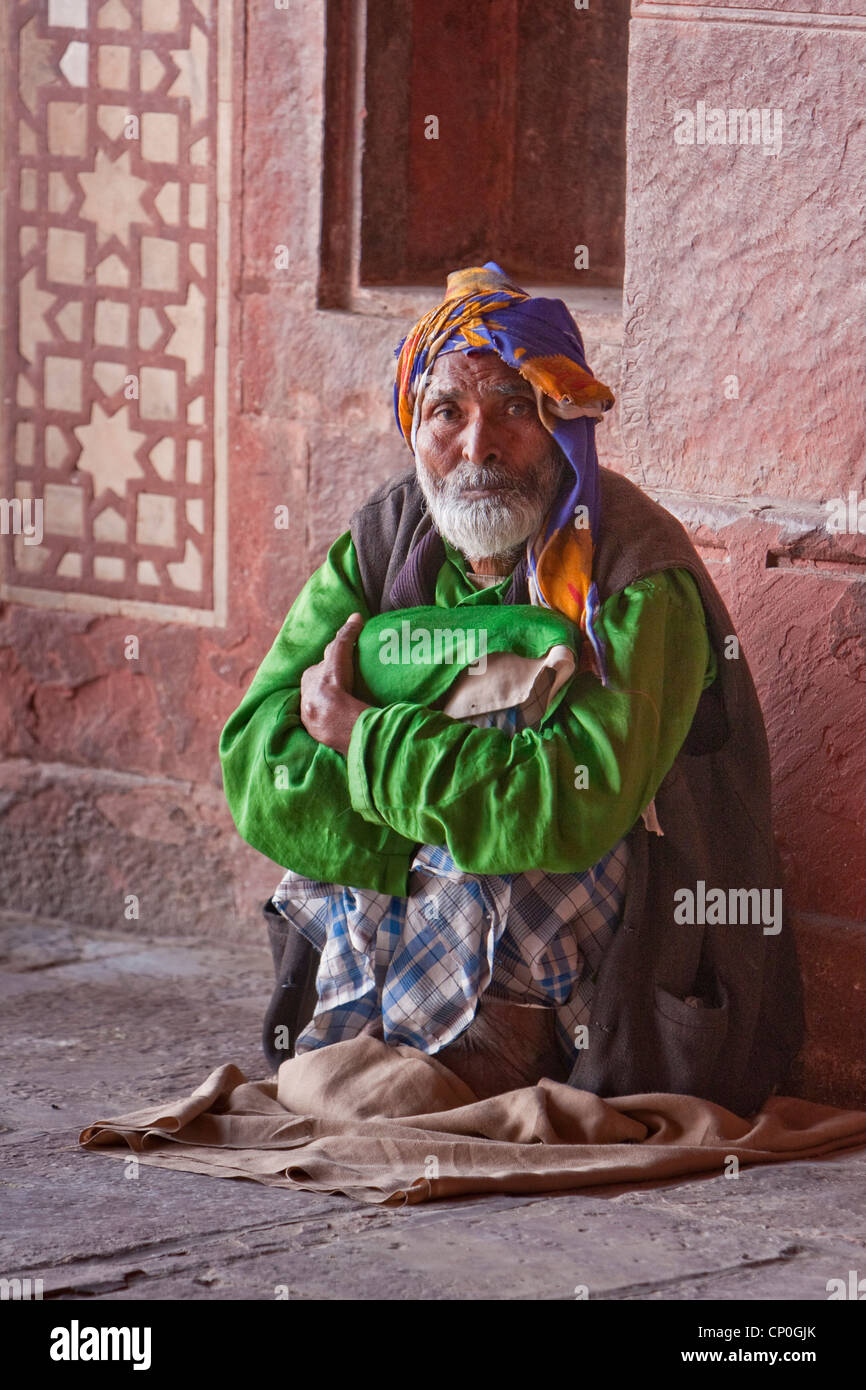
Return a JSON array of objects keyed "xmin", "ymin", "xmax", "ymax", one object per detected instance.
[{"xmin": 2, "ymin": 0, "xmax": 231, "ymax": 624}]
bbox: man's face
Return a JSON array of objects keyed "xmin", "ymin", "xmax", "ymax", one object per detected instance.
[{"xmin": 413, "ymin": 350, "xmax": 565, "ymax": 566}]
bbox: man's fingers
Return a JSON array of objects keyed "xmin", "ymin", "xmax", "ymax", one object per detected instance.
[
  {"xmin": 319, "ymin": 614, "xmax": 363, "ymax": 691},
  {"xmin": 323, "ymin": 613, "xmax": 363, "ymax": 656}
]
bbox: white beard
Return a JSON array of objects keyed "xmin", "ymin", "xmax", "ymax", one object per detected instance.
[{"xmin": 414, "ymin": 445, "xmax": 565, "ymax": 567}]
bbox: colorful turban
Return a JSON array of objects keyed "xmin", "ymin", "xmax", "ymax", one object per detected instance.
[{"xmin": 393, "ymin": 261, "xmax": 615, "ymax": 683}]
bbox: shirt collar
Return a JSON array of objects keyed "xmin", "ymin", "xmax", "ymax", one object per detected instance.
[{"xmin": 441, "ymin": 536, "xmax": 514, "ymax": 590}]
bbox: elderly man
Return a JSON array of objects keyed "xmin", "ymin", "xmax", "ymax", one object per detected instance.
[{"xmin": 219, "ymin": 262, "xmax": 804, "ymax": 1115}]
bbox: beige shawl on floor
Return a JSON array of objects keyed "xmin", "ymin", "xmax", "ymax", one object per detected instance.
[{"xmin": 79, "ymin": 1037, "xmax": 866, "ymax": 1205}]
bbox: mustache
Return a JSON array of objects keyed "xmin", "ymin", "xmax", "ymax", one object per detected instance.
[{"xmin": 440, "ymin": 465, "xmax": 537, "ymax": 498}]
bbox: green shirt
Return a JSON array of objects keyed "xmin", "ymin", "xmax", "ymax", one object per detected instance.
[{"xmin": 219, "ymin": 529, "xmax": 717, "ymax": 896}]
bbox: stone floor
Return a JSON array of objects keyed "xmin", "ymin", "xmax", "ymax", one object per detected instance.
[{"xmin": 2, "ymin": 911, "xmax": 864, "ymax": 1303}]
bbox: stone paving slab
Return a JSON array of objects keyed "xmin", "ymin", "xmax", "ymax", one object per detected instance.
[{"xmin": 2, "ymin": 916, "xmax": 865, "ymax": 1302}]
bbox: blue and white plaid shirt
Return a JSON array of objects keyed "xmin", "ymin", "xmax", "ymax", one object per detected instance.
[{"xmin": 273, "ymin": 668, "xmax": 630, "ymax": 1064}]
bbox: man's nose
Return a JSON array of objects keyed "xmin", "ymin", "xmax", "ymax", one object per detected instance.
[{"xmin": 460, "ymin": 412, "xmax": 501, "ymax": 466}]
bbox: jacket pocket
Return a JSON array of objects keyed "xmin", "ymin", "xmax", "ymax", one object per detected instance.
[{"xmin": 652, "ymin": 982, "xmax": 729, "ymax": 1097}]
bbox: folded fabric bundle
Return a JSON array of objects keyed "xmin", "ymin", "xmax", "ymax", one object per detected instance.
[
  {"xmin": 353, "ymin": 602, "xmax": 579, "ymax": 713},
  {"xmin": 79, "ymin": 1037, "xmax": 866, "ymax": 1206}
]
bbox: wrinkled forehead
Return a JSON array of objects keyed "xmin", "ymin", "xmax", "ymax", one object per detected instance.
[{"xmin": 425, "ymin": 345, "xmax": 533, "ymax": 397}]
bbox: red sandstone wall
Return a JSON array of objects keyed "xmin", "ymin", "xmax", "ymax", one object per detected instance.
[{"xmin": 622, "ymin": 0, "xmax": 866, "ymax": 1101}]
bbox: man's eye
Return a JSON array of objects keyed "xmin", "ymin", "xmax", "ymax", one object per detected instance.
[
  {"xmin": 434, "ymin": 405, "xmax": 458, "ymax": 420},
  {"xmin": 507, "ymin": 399, "xmax": 532, "ymax": 415}
]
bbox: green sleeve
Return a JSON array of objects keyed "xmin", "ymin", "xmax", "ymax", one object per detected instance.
[
  {"xmin": 218, "ymin": 530, "xmax": 418, "ymax": 895},
  {"xmin": 345, "ymin": 568, "xmax": 717, "ymax": 875}
]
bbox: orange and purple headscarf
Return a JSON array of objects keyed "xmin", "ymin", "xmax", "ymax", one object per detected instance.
[{"xmin": 393, "ymin": 261, "xmax": 616, "ymax": 683}]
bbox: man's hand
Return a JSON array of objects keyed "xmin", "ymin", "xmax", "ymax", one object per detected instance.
[{"xmin": 299, "ymin": 613, "xmax": 372, "ymax": 757}]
